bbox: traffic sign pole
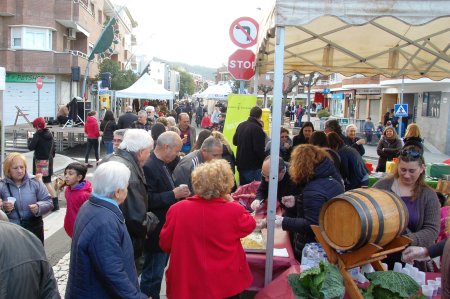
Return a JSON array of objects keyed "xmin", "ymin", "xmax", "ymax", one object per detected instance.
[
  {"xmin": 399, "ymin": 75, "xmax": 404, "ymax": 137},
  {"xmin": 35, "ymin": 77, "xmax": 44, "ymax": 117}
]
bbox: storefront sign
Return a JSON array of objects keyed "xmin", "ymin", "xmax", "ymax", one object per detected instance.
[
  {"xmin": 356, "ymin": 88, "xmax": 381, "ymax": 95},
  {"xmin": 331, "ymin": 93, "xmax": 344, "ymax": 99},
  {"xmin": 6, "ymin": 73, "xmax": 56, "ymax": 83}
]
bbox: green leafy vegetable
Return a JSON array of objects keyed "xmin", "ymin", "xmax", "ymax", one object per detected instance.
[
  {"xmin": 288, "ymin": 262, "xmax": 344, "ymax": 299},
  {"xmin": 365, "ymin": 271, "xmax": 420, "ymax": 298}
]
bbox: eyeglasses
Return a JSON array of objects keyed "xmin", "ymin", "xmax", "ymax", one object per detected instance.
[{"xmin": 400, "ymin": 149, "xmax": 421, "ymax": 159}]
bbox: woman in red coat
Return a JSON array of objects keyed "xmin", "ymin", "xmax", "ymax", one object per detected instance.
[
  {"xmin": 160, "ymin": 159, "xmax": 256, "ymax": 299},
  {"xmin": 84, "ymin": 111, "xmax": 100, "ymax": 167}
]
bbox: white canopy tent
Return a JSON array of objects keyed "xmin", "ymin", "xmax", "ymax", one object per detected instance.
[
  {"xmin": 115, "ymin": 73, "xmax": 174, "ymax": 110},
  {"xmin": 255, "ymin": 0, "xmax": 450, "ymax": 286},
  {"xmin": 199, "ymin": 82, "xmax": 232, "ymax": 100}
]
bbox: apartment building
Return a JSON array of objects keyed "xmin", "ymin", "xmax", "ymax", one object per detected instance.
[{"xmin": 0, "ymin": 0, "xmax": 136, "ymax": 125}]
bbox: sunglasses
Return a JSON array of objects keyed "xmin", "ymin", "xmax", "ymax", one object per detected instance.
[{"xmin": 400, "ymin": 149, "xmax": 421, "ymax": 159}]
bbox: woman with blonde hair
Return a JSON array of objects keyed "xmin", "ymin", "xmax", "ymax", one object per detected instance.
[
  {"xmin": 160, "ymin": 159, "xmax": 255, "ymax": 299},
  {"xmin": 403, "ymin": 123, "xmax": 424, "ymax": 154},
  {"xmin": 274, "ymin": 144, "xmax": 344, "ymax": 260},
  {"xmin": 0, "ymin": 152, "xmax": 53, "ymax": 243}
]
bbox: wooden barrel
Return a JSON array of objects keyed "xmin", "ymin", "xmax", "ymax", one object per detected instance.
[{"xmin": 319, "ymin": 187, "xmax": 408, "ymax": 251}]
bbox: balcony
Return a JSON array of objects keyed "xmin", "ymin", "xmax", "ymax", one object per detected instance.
[
  {"xmin": 0, "ymin": 49, "xmax": 98, "ymax": 78},
  {"xmin": 0, "ymin": 0, "xmax": 15, "ymax": 16}
]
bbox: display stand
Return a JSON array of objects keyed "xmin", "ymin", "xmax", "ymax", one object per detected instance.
[
  {"xmin": 311, "ymin": 225, "xmax": 412, "ymax": 299},
  {"xmin": 14, "ymin": 106, "xmax": 32, "ymax": 126},
  {"xmin": 62, "ymin": 115, "xmax": 85, "ymax": 129}
]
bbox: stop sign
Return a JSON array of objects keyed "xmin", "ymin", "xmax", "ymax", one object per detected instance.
[
  {"xmin": 228, "ymin": 49, "xmax": 256, "ymax": 81},
  {"xmin": 36, "ymin": 77, "xmax": 44, "ymax": 90}
]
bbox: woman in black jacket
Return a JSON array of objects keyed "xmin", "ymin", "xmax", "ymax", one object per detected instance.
[
  {"xmin": 292, "ymin": 121, "xmax": 314, "ymax": 147},
  {"xmin": 28, "ymin": 117, "xmax": 58, "ymax": 210},
  {"xmin": 376, "ymin": 126, "xmax": 402, "ymax": 172},
  {"xmin": 274, "ymin": 144, "xmax": 344, "ymax": 260},
  {"xmin": 403, "ymin": 123, "xmax": 424, "ymax": 154},
  {"xmin": 100, "ymin": 110, "xmax": 118, "ymax": 155}
]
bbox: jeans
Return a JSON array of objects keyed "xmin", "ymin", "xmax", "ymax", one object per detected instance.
[
  {"xmin": 104, "ymin": 140, "xmax": 113, "ymax": 154},
  {"xmin": 239, "ymin": 169, "xmax": 262, "ymax": 186},
  {"xmin": 140, "ymin": 251, "xmax": 169, "ymax": 299},
  {"xmin": 85, "ymin": 138, "xmax": 99, "ymax": 163}
]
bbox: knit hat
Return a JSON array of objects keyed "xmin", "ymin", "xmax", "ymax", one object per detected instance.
[{"xmin": 32, "ymin": 117, "xmax": 46, "ymax": 129}]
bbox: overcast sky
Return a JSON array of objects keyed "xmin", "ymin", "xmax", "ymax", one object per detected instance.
[{"xmin": 112, "ymin": 0, "xmax": 271, "ymax": 68}]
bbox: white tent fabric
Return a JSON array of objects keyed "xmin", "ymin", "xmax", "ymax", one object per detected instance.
[
  {"xmin": 199, "ymin": 82, "xmax": 232, "ymax": 99},
  {"xmin": 115, "ymin": 73, "xmax": 174, "ymax": 100},
  {"xmin": 255, "ymin": 0, "xmax": 450, "ymax": 286},
  {"xmin": 256, "ymin": 0, "xmax": 450, "ymax": 80}
]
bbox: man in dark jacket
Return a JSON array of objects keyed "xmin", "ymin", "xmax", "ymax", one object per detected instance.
[
  {"xmin": 233, "ymin": 106, "xmax": 266, "ymax": 185},
  {"xmin": 101, "ymin": 129, "xmax": 153, "ymax": 265},
  {"xmin": 66, "ymin": 161, "xmax": 147, "ymax": 299},
  {"xmin": 117, "ymin": 106, "xmax": 138, "ymax": 129},
  {"xmin": 141, "ymin": 132, "xmax": 190, "ymax": 299},
  {"xmin": 0, "ymin": 220, "xmax": 60, "ymax": 298},
  {"xmin": 250, "ymin": 156, "xmax": 298, "ymax": 218},
  {"xmin": 173, "ymin": 136, "xmax": 223, "ymax": 193}
]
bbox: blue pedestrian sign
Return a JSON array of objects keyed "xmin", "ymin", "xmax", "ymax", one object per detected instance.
[{"xmin": 394, "ymin": 104, "xmax": 408, "ymax": 117}]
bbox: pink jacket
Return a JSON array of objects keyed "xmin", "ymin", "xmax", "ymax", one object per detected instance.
[
  {"xmin": 84, "ymin": 116, "xmax": 100, "ymax": 138},
  {"xmin": 64, "ymin": 180, "xmax": 92, "ymax": 237}
]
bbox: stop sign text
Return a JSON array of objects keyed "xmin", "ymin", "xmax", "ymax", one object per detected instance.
[{"xmin": 228, "ymin": 49, "xmax": 256, "ymax": 81}]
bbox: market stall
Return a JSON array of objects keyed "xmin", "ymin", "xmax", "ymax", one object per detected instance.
[
  {"xmin": 115, "ymin": 73, "xmax": 174, "ymax": 110},
  {"xmin": 255, "ymin": 0, "xmax": 450, "ymax": 287}
]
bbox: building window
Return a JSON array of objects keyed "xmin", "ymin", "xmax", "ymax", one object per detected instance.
[
  {"xmin": 422, "ymin": 92, "xmax": 441, "ymax": 118},
  {"xmin": 11, "ymin": 26, "xmax": 52, "ymax": 50},
  {"xmin": 98, "ymin": 10, "xmax": 102, "ymax": 23}
]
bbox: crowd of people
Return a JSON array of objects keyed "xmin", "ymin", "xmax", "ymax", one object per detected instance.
[{"xmin": 0, "ymin": 101, "xmax": 449, "ymax": 298}]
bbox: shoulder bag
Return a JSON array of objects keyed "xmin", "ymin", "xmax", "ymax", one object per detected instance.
[{"xmin": 35, "ymin": 139, "xmax": 53, "ymax": 177}]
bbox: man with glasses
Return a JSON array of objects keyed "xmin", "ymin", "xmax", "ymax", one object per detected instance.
[{"xmin": 250, "ymin": 155, "xmax": 298, "ymax": 217}]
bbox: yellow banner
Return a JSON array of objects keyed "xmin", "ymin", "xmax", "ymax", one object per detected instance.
[
  {"xmin": 223, "ymin": 94, "xmax": 257, "ymax": 180},
  {"xmin": 99, "ymin": 94, "xmax": 110, "ymax": 109}
]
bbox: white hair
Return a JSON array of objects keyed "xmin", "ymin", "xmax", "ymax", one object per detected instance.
[
  {"xmin": 346, "ymin": 124, "xmax": 357, "ymax": 133},
  {"xmin": 138, "ymin": 110, "xmax": 147, "ymax": 117},
  {"xmin": 119, "ymin": 129, "xmax": 154, "ymax": 152},
  {"xmin": 145, "ymin": 106, "xmax": 155, "ymax": 112},
  {"xmin": 166, "ymin": 116, "xmax": 176, "ymax": 127},
  {"xmin": 125, "ymin": 106, "xmax": 133, "ymax": 112},
  {"xmin": 93, "ymin": 161, "xmax": 130, "ymax": 199}
]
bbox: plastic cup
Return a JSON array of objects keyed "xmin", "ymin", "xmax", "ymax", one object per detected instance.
[
  {"xmin": 179, "ymin": 184, "xmax": 188, "ymax": 189},
  {"xmin": 418, "ymin": 271, "xmax": 426, "ymax": 285},
  {"xmin": 422, "ymin": 285, "xmax": 433, "ymax": 298},
  {"xmin": 393, "ymin": 262, "xmax": 402, "ymax": 272},
  {"xmin": 7, "ymin": 197, "xmax": 16, "ymax": 204}
]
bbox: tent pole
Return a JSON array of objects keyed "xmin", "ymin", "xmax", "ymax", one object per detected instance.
[
  {"xmin": 399, "ymin": 75, "xmax": 404, "ymax": 137},
  {"xmin": 265, "ymin": 25, "xmax": 285, "ymax": 286}
]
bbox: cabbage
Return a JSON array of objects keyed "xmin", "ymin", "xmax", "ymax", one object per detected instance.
[{"xmin": 288, "ymin": 262, "xmax": 345, "ymax": 299}]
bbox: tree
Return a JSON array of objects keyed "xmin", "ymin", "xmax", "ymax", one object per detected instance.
[
  {"xmin": 96, "ymin": 59, "xmax": 137, "ymax": 90},
  {"xmin": 178, "ymin": 70, "xmax": 195, "ymax": 98},
  {"xmin": 258, "ymin": 84, "xmax": 273, "ymax": 108}
]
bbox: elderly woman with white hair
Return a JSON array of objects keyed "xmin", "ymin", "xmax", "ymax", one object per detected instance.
[
  {"xmin": 343, "ymin": 123, "xmax": 365, "ymax": 156},
  {"xmin": 102, "ymin": 129, "xmax": 154, "ymax": 261},
  {"xmin": 66, "ymin": 161, "xmax": 147, "ymax": 299}
]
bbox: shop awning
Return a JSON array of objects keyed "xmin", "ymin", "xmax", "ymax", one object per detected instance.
[{"xmin": 256, "ymin": 0, "xmax": 450, "ymax": 80}]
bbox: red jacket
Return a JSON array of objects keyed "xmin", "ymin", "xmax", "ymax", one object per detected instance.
[
  {"xmin": 64, "ymin": 180, "xmax": 92, "ymax": 237},
  {"xmin": 201, "ymin": 116, "xmax": 212, "ymax": 128},
  {"xmin": 159, "ymin": 195, "xmax": 256, "ymax": 299},
  {"xmin": 84, "ymin": 116, "xmax": 100, "ymax": 138}
]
